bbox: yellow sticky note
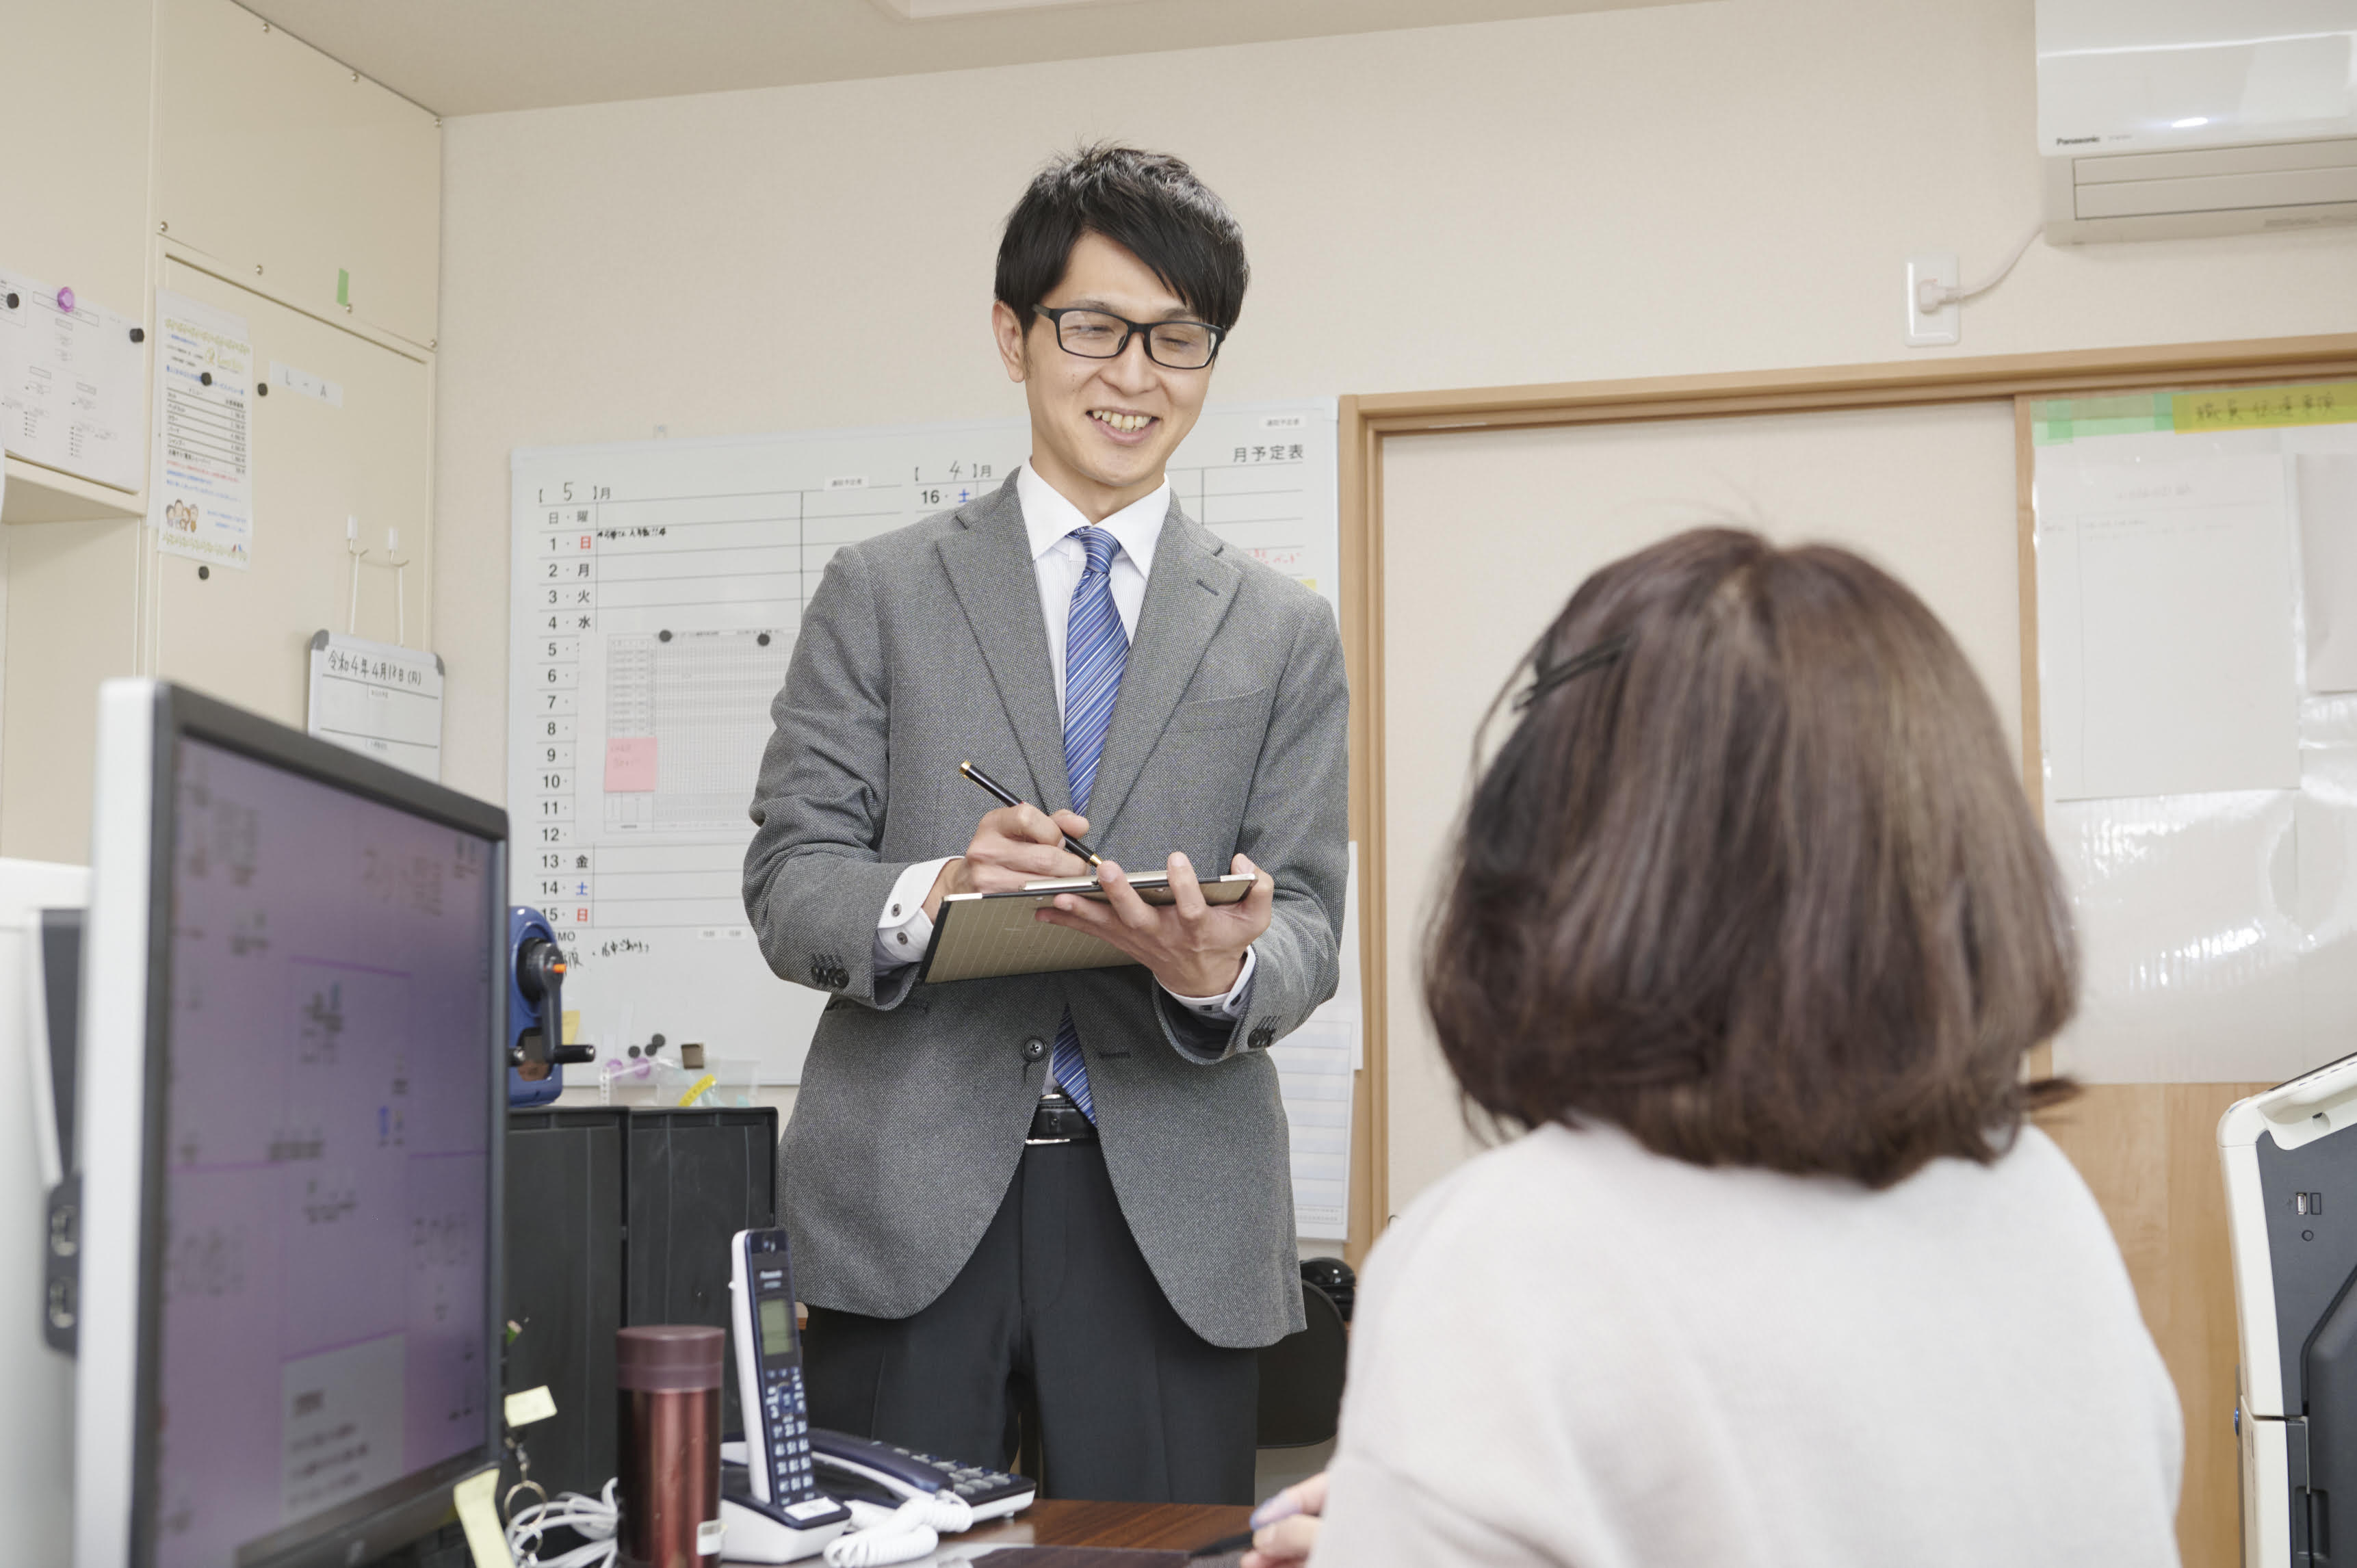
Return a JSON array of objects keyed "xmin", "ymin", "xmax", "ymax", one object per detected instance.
[
  {"xmin": 452, "ymin": 1467, "xmax": 516, "ymax": 1568},
  {"xmin": 504, "ymin": 1385, "xmax": 557, "ymax": 1428},
  {"xmin": 560, "ymin": 1010, "xmax": 580, "ymax": 1047},
  {"xmin": 2172, "ymin": 380, "xmax": 2357, "ymax": 434}
]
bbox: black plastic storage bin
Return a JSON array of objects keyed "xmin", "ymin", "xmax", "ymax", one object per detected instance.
[{"xmin": 504, "ymin": 1104, "xmax": 777, "ymax": 1499}]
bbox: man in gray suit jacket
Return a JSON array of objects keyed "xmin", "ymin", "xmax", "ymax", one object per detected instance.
[{"xmin": 743, "ymin": 146, "xmax": 1347, "ymax": 1505}]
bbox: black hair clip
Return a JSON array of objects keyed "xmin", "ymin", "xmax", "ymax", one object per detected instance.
[{"xmin": 1513, "ymin": 633, "xmax": 1629, "ymax": 711}]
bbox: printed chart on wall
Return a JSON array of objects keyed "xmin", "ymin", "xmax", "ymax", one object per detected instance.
[
  {"xmin": 508, "ymin": 402, "xmax": 1342, "ymax": 1116},
  {"xmin": 2035, "ymin": 382, "xmax": 2357, "ymax": 1082},
  {"xmin": 0, "ymin": 266, "xmax": 145, "ymax": 492}
]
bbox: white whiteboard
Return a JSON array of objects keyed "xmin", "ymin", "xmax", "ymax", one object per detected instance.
[
  {"xmin": 2035, "ymin": 387, "xmax": 2357, "ymax": 1083},
  {"xmin": 508, "ymin": 402, "xmax": 1339, "ymax": 1086}
]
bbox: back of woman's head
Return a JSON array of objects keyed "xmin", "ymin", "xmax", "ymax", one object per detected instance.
[{"xmin": 1425, "ymin": 527, "xmax": 2076, "ymax": 1188}]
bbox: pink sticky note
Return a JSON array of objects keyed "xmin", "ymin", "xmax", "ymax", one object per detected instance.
[{"xmin": 604, "ymin": 737, "xmax": 658, "ymax": 792}]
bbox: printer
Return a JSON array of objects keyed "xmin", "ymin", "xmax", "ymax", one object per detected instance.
[{"xmin": 2222, "ymin": 1054, "xmax": 2357, "ymax": 1567}]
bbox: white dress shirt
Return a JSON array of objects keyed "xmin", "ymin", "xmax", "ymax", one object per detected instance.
[{"xmin": 872, "ymin": 464, "xmax": 1255, "ymax": 1017}]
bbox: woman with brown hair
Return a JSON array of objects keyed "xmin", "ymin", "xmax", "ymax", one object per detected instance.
[{"xmin": 1249, "ymin": 528, "xmax": 2180, "ymax": 1567}]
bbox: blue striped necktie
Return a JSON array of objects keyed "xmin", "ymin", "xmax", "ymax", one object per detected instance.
[{"xmin": 1051, "ymin": 525, "xmax": 1127, "ymax": 1120}]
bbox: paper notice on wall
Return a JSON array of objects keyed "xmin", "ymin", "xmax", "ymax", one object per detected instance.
[
  {"xmin": 307, "ymin": 631, "xmax": 444, "ymax": 781},
  {"xmin": 0, "ymin": 266, "xmax": 145, "ymax": 491},
  {"xmin": 1274, "ymin": 1017, "xmax": 1355, "ymax": 1240},
  {"xmin": 2037, "ymin": 456, "xmax": 2300, "ymax": 800},
  {"xmin": 2302, "ymin": 456, "xmax": 2357, "ymax": 692},
  {"xmin": 1277, "ymin": 842, "xmax": 1362, "ymax": 1240},
  {"xmin": 149, "ymin": 290, "xmax": 254, "ymax": 569}
]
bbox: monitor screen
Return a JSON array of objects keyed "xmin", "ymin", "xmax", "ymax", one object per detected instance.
[{"xmin": 146, "ymin": 733, "xmax": 500, "ymax": 1566}]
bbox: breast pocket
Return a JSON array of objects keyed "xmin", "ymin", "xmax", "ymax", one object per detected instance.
[
  {"xmin": 1166, "ymin": 688, "xmax": 1273, "ymax": 735},
  {"xmin": 1137, "ymin": 689, "xmax": 1271, "ymax": 848}
]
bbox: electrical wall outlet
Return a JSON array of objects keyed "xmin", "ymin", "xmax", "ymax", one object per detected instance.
[{"xmin": 1905, "ymin": 252, "xmax": 1959, "ymax": 347}]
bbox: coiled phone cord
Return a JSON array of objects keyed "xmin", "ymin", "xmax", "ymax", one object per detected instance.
[{"xmin": 822, "ymin": 1491, "xmax": 977, "ymax": 1567}]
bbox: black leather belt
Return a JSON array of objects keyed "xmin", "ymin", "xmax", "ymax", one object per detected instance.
[{"xmin": 1026, "ymin": 1093, "xmax": 1097, "ymax": 1145}]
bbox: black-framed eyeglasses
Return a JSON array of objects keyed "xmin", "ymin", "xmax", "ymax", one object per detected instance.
[{"xmin": 1033, "ymin": 306, "xmax": 1224, "ymax": 370}]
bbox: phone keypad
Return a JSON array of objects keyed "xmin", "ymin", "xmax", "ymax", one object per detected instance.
[
  {"xmin": 885, "ymin": 1445, "xmax": 1028, "ymax": 1502},
  {"xmin": 762, "ymin": 1365, "xmax": 814, "ymax": 1500}
]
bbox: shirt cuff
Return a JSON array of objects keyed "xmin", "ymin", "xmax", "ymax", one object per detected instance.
[
  {"xmin": 1163, "ymin": 945, "xmax": 1255, "ymax": 1018},
  {"xmin": 874, "ymin": 857, "xmax": 956, "ymax": 970}
]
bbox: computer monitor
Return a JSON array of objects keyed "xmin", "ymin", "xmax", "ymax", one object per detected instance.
[
  {"xmin": 0, "ymin": 858, "xmax": 90, "ymax": 1565},
  {"xmin": 75, "ymin": 682, "xmax": 508, "ymax": 1568}
]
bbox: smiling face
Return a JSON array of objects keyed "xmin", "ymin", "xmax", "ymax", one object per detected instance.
[{"xmin": 991, "ymin": 231, "xmax": 1215, "ymax": 523}]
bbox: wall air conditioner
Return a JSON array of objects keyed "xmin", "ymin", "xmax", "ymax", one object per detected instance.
[{"xmin": 2037, "ymin": 0, "xmax": 2357, "ymax": 242}]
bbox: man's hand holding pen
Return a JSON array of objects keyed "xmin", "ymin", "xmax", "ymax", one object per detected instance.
[
  {"xmin": 929, "ymin": 759, "xmax": 1273, "ymax": 997},
  {"xmin": 924, "ymin": 799, "xmax": 1273, "ymax": 997},
  {"xmin": 923, "ymin": 802, "xmax": 1096, "ymax": 918}
]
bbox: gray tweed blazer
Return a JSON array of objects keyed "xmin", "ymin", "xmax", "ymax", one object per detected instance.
[{"xmin": 743, "ymin": 475, "xmax": 1348, "ymax": 1348}]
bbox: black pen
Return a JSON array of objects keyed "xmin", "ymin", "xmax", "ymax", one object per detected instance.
[
  {"xmin": 958, "ymin": 759, "xmax": 1103, "ymax": 868},
  {"xmin": 1187, "ymin": 1531, "xmax": 1255, "ymax": 1559}
]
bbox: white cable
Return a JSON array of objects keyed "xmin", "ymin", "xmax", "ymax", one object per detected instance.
[
  {"xmin": 1916, "ymin": 223, "xmax": 2042, "ymax": 315},
  {"xmin": 822, "ymin": 1492, "xmax": 975, "ymax": 1568},
  {"xmin": 502, "ymin": 1472, "xmax": 978, "ymax": 1568},
  {"xmin": 385, "ymin": 526, "xmax": 411, "ymax": 647},
  {"xmin": 897, "ymin": 1490, "xmax": 974, "ymax": 1536},
  {"xmin": 506, "ymin": 1478, "xmax": 620, "ymax": 1568},
  {"xmin": 346, "ymin": 544, "xmax": 367, "ymax": 636}
]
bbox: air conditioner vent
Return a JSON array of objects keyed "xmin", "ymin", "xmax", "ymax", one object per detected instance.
[
  {"xmin": 2036, "ymin": 0, "xmax": 2357, "ymax": 244},
  {"xmin": 2048, "ymin": 136, "xmax": 2357, "ymax": 242}
]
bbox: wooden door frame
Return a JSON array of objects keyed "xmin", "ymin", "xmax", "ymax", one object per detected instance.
[{"xmin": 1338, "ymin": 332, "xmax": 2357, "ymax": 1249}]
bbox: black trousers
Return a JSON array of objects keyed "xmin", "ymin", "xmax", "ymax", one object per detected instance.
[{"xmin": 802, "ymin": 1140, "xmax": 1258, "ymax": 1504}]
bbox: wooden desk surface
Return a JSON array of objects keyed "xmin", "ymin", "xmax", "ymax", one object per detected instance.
[{"xmin": 933, "ymin": 1498, "xmax": 1255, "ymax": 1558}]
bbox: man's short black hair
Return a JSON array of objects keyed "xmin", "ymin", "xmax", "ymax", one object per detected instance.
[{"xmin": 995, "ymin": 144, "xmax": 1249, "ymax": 334}]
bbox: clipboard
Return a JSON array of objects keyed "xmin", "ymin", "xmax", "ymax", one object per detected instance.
[{"xmin": 916, "ymin": 872, "xmax": 1256, "ymax": 984}]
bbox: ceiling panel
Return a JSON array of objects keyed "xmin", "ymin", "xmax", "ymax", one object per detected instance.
[{"xmin": 233, "ymin": 0, "xmax": 1693, "ymax": 117}]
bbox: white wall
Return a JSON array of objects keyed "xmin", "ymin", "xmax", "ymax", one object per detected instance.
[
  {"xmin": 438, "ymin": 0, "xmax": 2357, "ymax": 800},
  {"xmin": 437, "ymin": 0, "xmax": 2357, "ymax": 1166},
  {"xmin": 1381, "ymin": 404, "xmax": 2022, "ymax": 1209}
]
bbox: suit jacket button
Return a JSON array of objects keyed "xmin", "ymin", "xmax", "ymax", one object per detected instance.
[
  {"xmin": 1021, "ymin": 1038, "xmax": 1047, "ymax": 1062},
  {"xmin": 1248, "ymin": 1021, "xmax": 1277, "ymax": 1049}
]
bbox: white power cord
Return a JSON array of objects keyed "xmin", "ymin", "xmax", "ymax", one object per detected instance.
[
  {"xmin": 506, "ymin": 1478, "xmax": 619, "ymax": 1568},
  {"xmin": 1915, "ymin": 223, "xmax": 2042, "ymax": 315},
  {"xmin": 344, "ymin": 517, "xmax": 369, "ymax": 636},
  {"xmin": 823, "ymin": 1492, "xmax": 976, "ymax": 1568},
  {"xmin": 502, "ymin": 1475, "xmax": 975, "ymax": 1568}
]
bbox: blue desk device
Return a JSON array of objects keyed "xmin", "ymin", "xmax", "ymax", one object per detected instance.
[{"xmin": 509, "ymin": 905, "xmax": 590, "ymax": 1106}]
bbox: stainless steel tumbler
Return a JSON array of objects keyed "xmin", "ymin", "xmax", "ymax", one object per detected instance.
[{"xmin": 616, "ymin": 1324, "xmax": 724, "ymax": 1568}]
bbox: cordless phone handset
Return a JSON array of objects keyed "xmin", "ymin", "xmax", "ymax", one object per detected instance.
[
  {"xmin": 722, "ymin": 1227, "xmax": 851, "ymax": 1563},
  {"xmin": 724, "ymin": 1225, "xmax": 1034, "ymax": 1566},
  {"xmin": 730, "ymin": 1226, "xmax": 820, "ymax": 1505}
]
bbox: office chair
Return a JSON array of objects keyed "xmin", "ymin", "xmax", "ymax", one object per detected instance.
[{"xmin": 1256, "ymin": 1280, "xmax": 1349, "ymax": 1448}]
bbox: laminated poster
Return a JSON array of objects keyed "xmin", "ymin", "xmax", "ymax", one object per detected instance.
[{"xmin": 149, "ymin": 290, "xmax": 254, "ymax": 569}]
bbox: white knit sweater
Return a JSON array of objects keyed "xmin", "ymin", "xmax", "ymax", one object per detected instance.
[{"xmin": 1312, "ymin": 1120, "xmax": 2182, "ymax": 1567}]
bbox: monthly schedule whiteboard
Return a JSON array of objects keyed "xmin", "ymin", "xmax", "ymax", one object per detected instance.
[{"xmin": 508, "ymin": 402, "xmax": 1340, "ymax": 1086}]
